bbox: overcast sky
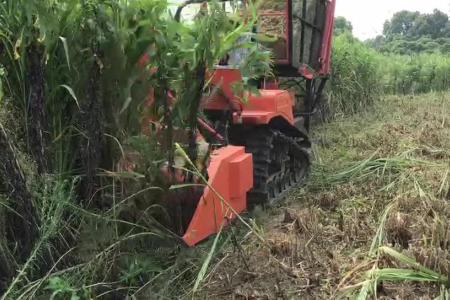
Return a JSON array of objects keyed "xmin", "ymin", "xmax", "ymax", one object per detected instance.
[{"xmin": 336, "ymin": 0, "xmax": 450, "ymax": 40}]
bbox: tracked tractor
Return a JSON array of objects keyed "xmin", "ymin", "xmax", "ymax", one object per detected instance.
[{"xmin": 153, "ymin": 0, "xmax": 336, "ymax": 246}]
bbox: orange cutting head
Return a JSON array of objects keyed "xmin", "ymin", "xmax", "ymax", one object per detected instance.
[{"xmin": 182, "ymin": 146, "xmax": 253, "ymax": 246}]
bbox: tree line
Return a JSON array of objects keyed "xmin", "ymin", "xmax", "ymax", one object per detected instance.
[
  {"xmin": 367, "ymin": 9, "xmax": 450, "ymax": 54},
  {"xmin": 332, "ymin": 10, "xmax": 450, "ymax": 97}
]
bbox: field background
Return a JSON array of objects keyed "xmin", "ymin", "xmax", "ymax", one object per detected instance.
[
  {"xmin": 198, "ymin": 92, "xmax": 450, "ymax": 299},
  {"xmin": 0, "ymin": 1, "xmax": 450, "ymax": 299}
]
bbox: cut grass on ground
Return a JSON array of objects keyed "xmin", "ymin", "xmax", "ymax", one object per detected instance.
[{"xmin": 197, "ymin": 92, "xmax": 450, "ymax": 299}]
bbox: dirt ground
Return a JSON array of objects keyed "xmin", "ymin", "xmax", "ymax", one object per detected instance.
[{"xmin": 198, "ymin": 93, "xmax": 450, "ymax": 299}]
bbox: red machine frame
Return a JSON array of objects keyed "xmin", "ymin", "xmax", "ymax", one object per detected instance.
[
  {"xmin": 258, "ymin": 0, "xmax": 336, "ymax": 76},
  {"xmin": 259, "ymin": 0, "xmax": 336, "ymax": 131},
  {"xmin": 169, "ymin": 0, "xmax": 336, "ymax": 246}
]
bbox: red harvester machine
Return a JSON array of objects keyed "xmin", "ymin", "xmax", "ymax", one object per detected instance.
[{"xmin": 167, "ymin": 0, "xmax": 336, "ymax": 246}]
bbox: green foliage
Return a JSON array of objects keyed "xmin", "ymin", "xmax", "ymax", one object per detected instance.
[
  {"xmin": 0, "ymin": 0, "xmax": 163, "ymax": 173},
  {"xmin": 0, "ymin": 67, "xmax": 4, "ymax": 104},
  {"xmin": 384, "ymin": 9, "xmax": 449, "ymax": 39},
  {"xmin": 148, "ymin": 0, "xmax": 272, "ymax": 127},
  {"xmin": 336, "ymin": 25, "xmax": 449, "ymax": 100},
  {"xmin": 383, "ymin": 10, "xmax": 421, "ymax": 37},
  {"xmin": 369, "ymin": 9, "xmax": 450, "ymax": 55},
  {"xmin": 45, "ymin": 277, "xmax": 90, "ymax": 300},
  {"xmin": 380, "ymin": 53, "xmax": 450, "ymax": 94},
  {"xmin": 334, "ymin": 16, "xmax": 353, "ymax": 36},
  {"xmin": 0, "ymin": 0, "xmax": 274, "ymax": 298},
  {"xmin": 329, "ymin": 34, "xmax": 382, "ymax": 115},
  {"xmin": 2, "ymin": 178, "xmax": 78, "ymax": 299},
  {"xmin": 119, "ymin": 255, "xmax": 165, "ymax": 286}
]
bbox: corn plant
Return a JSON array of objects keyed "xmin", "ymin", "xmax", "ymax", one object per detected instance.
[
  {"xmin": 0, "ymin": 0, "xmax": 274, "ymax": 297},
  {"xmin": 144, "ymin": 0, "xmax": 272, "ymax": 165}
]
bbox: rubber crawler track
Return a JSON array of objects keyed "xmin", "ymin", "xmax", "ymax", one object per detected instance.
[{"xmin": 241, "ymin": 127, "xmax": 311, "ymax": 207}]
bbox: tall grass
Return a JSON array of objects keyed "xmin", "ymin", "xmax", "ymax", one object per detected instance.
[
  {"xmin": 329, "ymin": 34, "xmax": 450, "ymax": 117},
  {"xmin": 0, "ymin": 0, "xmax": 272, "ymax": 298},
  {"xmin": 329, "ymin": 34, "xmax": 382, "ymax": 116},
  {"xmin": 0, "ymin": 2, "xmax": 171, "ymax": 296},
  {"xmin": 381, "ymin": 53, "xmax": 450, "ymax": 95}
]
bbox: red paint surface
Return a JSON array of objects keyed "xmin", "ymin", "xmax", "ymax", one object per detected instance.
[
  {"xmin": 319, "ymin": 0, "xmax": 336, "ymax": 76},
  {"xmin": 183, "ymin": 146, "xmax": 253, "ymax": 246},
  {"xmin": 205, "ymin": 69, "xmax": 295, "ymax": 125}
]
